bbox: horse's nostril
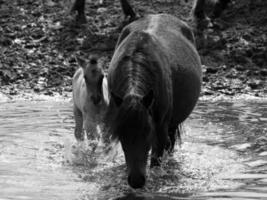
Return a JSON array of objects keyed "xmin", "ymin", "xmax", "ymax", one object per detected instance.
[{"xmin": 128, "ymin": 174, "xmax": 146, "ymax": 189}]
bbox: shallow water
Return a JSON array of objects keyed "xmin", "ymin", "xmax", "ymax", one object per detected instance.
[{"xmin": 0, "ymin": 100, "xmax": 266, "ymax": 200}]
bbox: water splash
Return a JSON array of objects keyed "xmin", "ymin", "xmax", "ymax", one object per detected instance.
[
  {"xmin": 64, "ymin": 137, "xmax": 121, "ymax": 167},
  {"xmin": 0, "ymin": 100, "xmax": 266, "ymax": 200}
]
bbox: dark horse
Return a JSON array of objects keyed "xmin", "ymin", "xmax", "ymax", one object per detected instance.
[{"xmin": 105, "ymin": 14, "xmax": 202, "ymax": 188}]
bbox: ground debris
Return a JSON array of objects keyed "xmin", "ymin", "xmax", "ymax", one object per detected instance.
[{"xmin": 0, "ymin": 0, "xmax": 266, "ymax": 98}]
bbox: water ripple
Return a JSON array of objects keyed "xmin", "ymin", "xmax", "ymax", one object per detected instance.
[{"xmin": 0, "ymin": 100, "xmax": 266, "ymax": 200}]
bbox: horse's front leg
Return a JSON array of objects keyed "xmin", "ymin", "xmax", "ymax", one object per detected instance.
[
  {"xmin": 150, "ymin": 122, "xmax": 169, "ymax": 167},
  {"xmin": 84, "ymin": 120, "xmax": 99, "ymax": 151},
  {"xmin": 71, "ymin": 0, "xmax": 86, "ymax": 24},
  {"xmin": 167, "ymin": 124, "xmax": 178, "ymax": 154},
  {"xmin": 74, "ymin": 106, "xmax": 84, "ymax": 141}
]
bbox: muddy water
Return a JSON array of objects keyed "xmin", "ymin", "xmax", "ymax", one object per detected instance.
[{"xmin": 0, "ymin": 100, "xmax": 266, "ymax": 200}]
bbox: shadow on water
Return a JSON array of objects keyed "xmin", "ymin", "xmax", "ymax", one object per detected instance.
[{"xmin": 0, "ymin": 99, "xmax": 266, "ymax": 200}]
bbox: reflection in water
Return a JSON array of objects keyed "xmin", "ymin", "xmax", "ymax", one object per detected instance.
[{"xmin": 0, "ymin": 100, "xmax": 266, "ymax": 200}]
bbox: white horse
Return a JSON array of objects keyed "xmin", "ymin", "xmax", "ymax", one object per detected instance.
[{"xmin": 72, "ymin": 55, "xmax": 109, "ymax": 142}]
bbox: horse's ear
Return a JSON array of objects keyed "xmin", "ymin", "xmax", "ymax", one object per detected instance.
[
  {"xmin": 76, "ymin": 56, "xmax": 86, "ymax": 69},
  {"xmin": 111, "ymin": 91, "xmax": 123, "ymax": 107},
  {"xmin": 142, "ymin": 90, "xmax": 154, "ymax": 109}
]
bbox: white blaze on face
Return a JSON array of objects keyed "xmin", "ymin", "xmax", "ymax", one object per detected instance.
[{"xmin": 102, "ymin": 75, "xmax": 110, "ymax": 105}]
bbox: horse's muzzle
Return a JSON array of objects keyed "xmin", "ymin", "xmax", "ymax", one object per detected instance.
[{"xmin": 127, "ymin": 173, "xmax": 146, "ymax": 189}]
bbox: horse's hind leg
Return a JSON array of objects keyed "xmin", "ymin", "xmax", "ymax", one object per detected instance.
[
  {"xmin": 150, "ymin": 123, "xmax": 169, "ymax": 167},
  {"xmin": 168, "ymin": 124, "xmax": 182, "ymax": 153},
  {"xmin": 71, "ymin": 0, "xmax": 86, "ymax": 24},
  {"xmin": 168, "ymin": 126, "xmax": 177, "ymax": 153},
  {"xmin": 118, "ymin": 0, "xmax": 137, "ymax": 30},
  {"xmin": 74, "ymin": 106, "xmax": 84, "ymax": 141},
  {"xmin": 211, "ymin": 0, "xmax": 231, "ymax": 19},
  {"xmin": 120, "ymin": 0, "xmax": 136, "ymax": 21},
  {"xmin": 192, "ymin": 0, "xmax": 208, "ymax": 23}
]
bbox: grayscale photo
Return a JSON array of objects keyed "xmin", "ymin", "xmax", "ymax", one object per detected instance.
[{"xmin": 0, "ymin": 0, "xmax": 266, "ymax": 199}]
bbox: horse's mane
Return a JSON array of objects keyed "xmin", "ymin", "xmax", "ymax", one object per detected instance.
[{"xmin": 105, "ymin": 36, "xmax": 159, "ymax": 140}]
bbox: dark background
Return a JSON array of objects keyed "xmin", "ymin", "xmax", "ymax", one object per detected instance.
[{"xmin": 0, "ymin": 0, "xmax": 266, "ymax": 97}]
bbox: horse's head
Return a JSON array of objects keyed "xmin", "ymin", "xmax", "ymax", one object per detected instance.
[
  {"xmin": 77, "ymin": 55, "xmax": 104, "ymax": 105},
  {"xmin": 111, "ymin": 90, "xmax": 154, "ymax": 188}
]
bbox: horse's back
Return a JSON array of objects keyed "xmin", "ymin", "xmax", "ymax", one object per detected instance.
[
  {"xmin": 120, "ymin": 14, "xmax": 201, "ymax": 77},
  {"xmin": 121, "ymin": 14, "xmax": 202, "ymax": 125},
  {"xmin": 149, "ymin": 14, "xmax": 202, "ymax": 125}
]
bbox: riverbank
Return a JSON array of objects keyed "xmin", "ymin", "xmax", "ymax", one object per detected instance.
[
  {"xmin": 1, "ymin": 89, "xmax": 266, "ymax": 104},
  {"xmin": 0, "ymin": 0, "xmax": 266, "ymax": 100}
]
